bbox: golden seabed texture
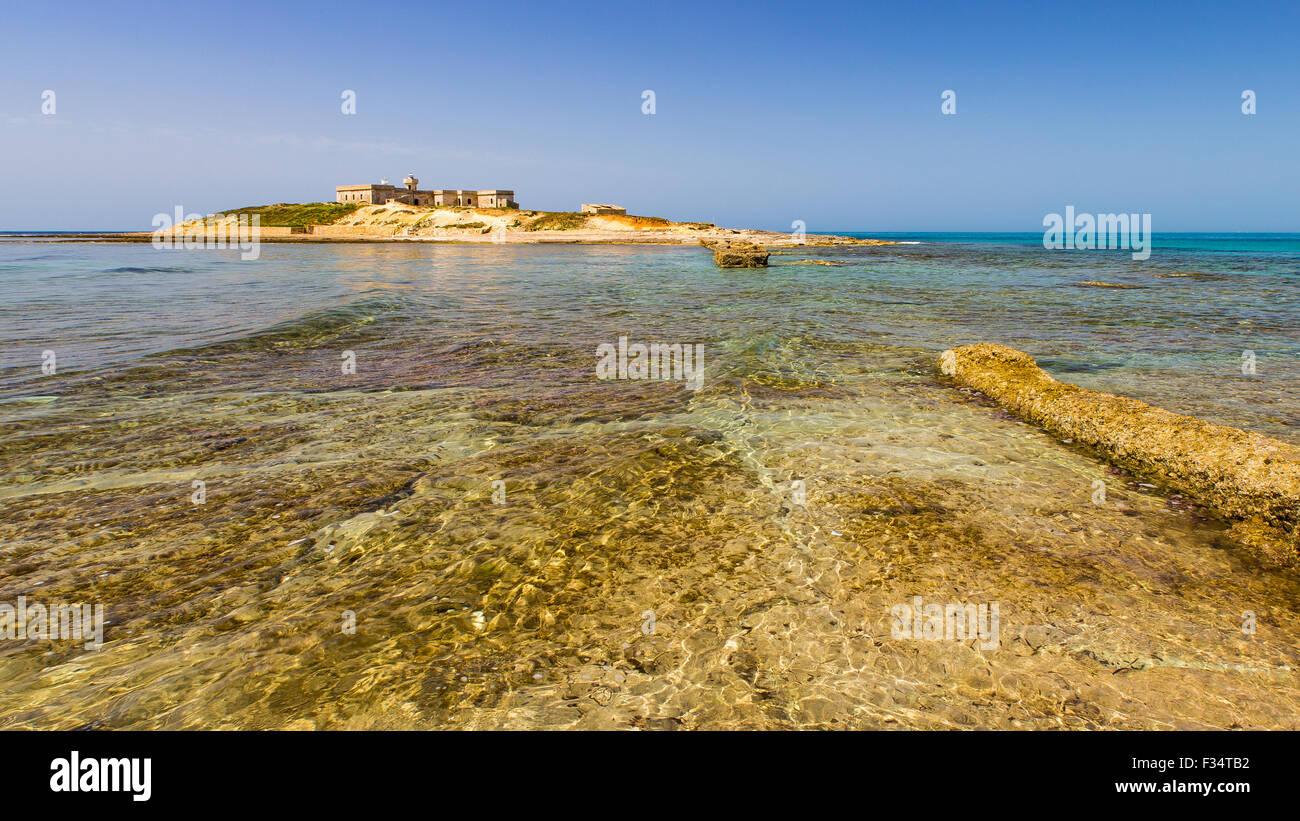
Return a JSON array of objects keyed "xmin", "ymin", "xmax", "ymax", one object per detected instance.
[
  {"xmin": 2, "ymin": 330, "xmax": 1300, "ymax": 729},
  {"xmin": 939, "ymin": 343, "xmax": 1300, "ymax": 567},
  {"xmin": 3, "ymin": 242, "xmax": 1299, "ymax": 730}
]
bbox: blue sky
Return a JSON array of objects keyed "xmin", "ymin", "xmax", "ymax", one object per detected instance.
[{"xmin": 2, "ymin": 0, "xmax": 1297, "ymax": 231}]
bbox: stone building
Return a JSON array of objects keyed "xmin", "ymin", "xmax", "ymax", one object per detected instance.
[
  {"xmin": 336, "ymin": 174, "xmax": 516, "ymax": 208},
  {"xmin": 581, "ymin": 203, "xmax": 626, "ymax": 215}
]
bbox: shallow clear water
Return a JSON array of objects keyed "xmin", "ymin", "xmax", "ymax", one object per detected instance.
[{"xmin": 1, "ymin": 237, "xmax": 1297, "ymax": 729}]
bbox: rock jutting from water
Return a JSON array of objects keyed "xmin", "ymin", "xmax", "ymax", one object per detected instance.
[
  {"xmin": 1077, "ymin": 280, "xmax": 1141, "ymax": 289},
  {"xmin": 938, "ymin": 343, "xmax": 1300, "ymax": 567},
  {"xmin": 703, "ymin": 239, "xmax": 769, "ymax": 268}
]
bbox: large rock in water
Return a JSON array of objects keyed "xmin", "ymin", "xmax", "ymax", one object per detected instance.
[
  {"xmin": 704, "ymin": 239, "xmax": 769, "ymax": 268},
  {"xmin": 938, "ymin": 343, "xmax": 1300, "ymax": 567}
]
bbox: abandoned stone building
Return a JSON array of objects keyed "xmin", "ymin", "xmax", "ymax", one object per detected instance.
[{"xmin": 336, "ymin": 174, "xmax": 517, "ymax": 209}]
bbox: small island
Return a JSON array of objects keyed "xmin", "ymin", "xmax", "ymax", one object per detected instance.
[
  {"xmin": 144, "ymin": 201, "xmax": 886, "ymax": 249},
  {"xmin": 33, "ymin": 173, "xmax": 895, "ymax": 254}
]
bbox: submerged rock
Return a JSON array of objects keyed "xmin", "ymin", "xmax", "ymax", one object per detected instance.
[
  {"xmin": 703, "ymin": 239, "xmax": 769, "ymax": 268},
  {"xmin": 938, "ymin": 343, "xmax": 1300, "ymax": 567}
]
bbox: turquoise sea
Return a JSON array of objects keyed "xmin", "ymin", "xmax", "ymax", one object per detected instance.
[
  {"xmin": 840, "ymin": 231, "xmax": 1300, "ymax": 254},
  {"xmin": 0, "ymin": 233, "xmax": 1297, "ymax": 729}
]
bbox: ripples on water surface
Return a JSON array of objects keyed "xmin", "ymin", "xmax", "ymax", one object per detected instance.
[{"xmin": 1, "ymin": 237, "xmax": 1298, "ymax": 729}]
